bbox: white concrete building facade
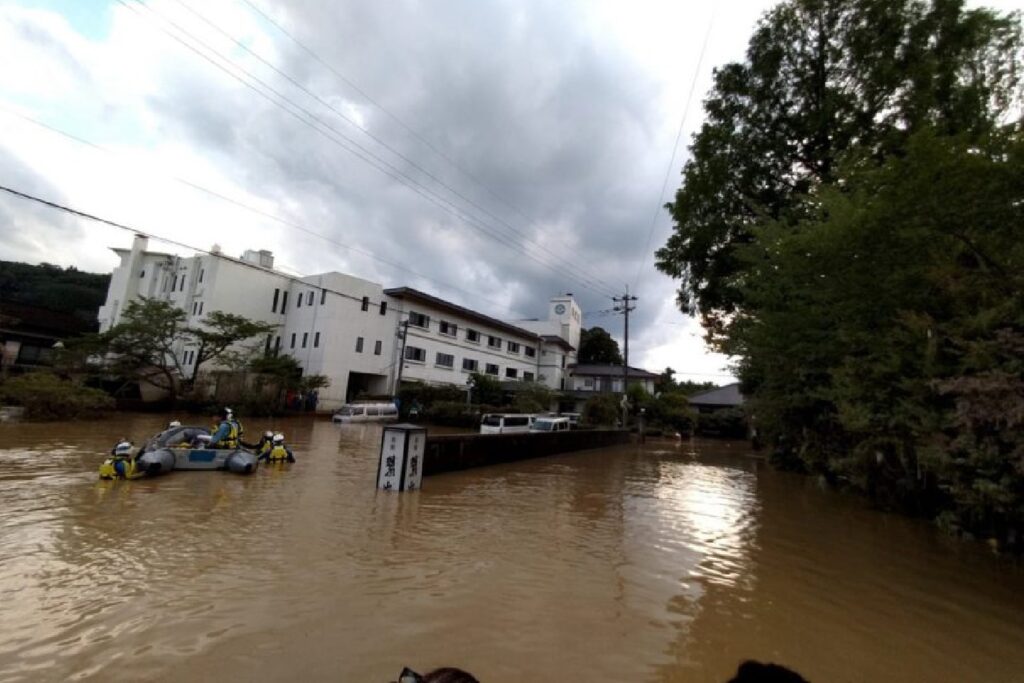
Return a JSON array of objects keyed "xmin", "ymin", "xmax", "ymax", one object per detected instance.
[{"xmin": 98, "ymin": 237, "xmax": 582, "ymax": 411}]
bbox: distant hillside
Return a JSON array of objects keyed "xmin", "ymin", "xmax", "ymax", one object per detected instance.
[{"xmin": 0, "ymin": 261, "xmax": 110, "ymax": 324}]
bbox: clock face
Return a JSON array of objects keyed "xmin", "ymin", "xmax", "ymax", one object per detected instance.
[{"xmin": 554, "ymin": 304, "xmax": 566, "ymax": 315}]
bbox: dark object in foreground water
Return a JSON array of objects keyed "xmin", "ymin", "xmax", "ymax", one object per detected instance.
[
  {"xmin": 396, "ymin": 667, "xmax": 480, "ymax": 683},
  {"xmin": 728, "ymin": 660, "xmax": 809, "ymax": 682}
]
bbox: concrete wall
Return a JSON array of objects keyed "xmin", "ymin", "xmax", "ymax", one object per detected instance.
[{"xmin": 422, "ymin": 429, "xmax": 631, "ymax": 475}]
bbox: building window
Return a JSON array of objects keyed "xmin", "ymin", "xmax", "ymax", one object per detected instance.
[
  {"xmin": 379, "ymin": 301, "xmax": 387, "ymax": 315},
  {"xmin": 192, "ymin": 301, "xmax": 198, "ymax": 315},
  {"xmin": 462, "ymin": 358, "xmax": 478, "ymax": 372},
  {"xmin": 524, "ymin": 371, "xmax": 535, "ymax": 382},
  {"xmin": 505, "ymin": 368, "xmax": 518, "ymax": 379},
  {"xmin": 314, "ymin": 332, "xmax": 320, "ymax": 348},
  {"xmin": 487, "ymin": 335, "xmax": 501, "ymax": 349},
  {"xmin": 199, "ymin": 268, "xmax": 204, "ymax": 283},
  {"xmin": 265, "ymin": 335, "xmax": 272, "ymax": 355},
  {"xmin": 179, "ymin": 276, "xmax": 185, "ymax": 292},
  {"xmin": 435, "ymin": 352, "xmax": 454, "ymax": 368},
  {"xmin": 405, "ymin": 346, "xmax": 426, "ymax": 362},
  {"xmin": 281, "ymin": 292, "xmax": 288, "ymax": 310},
  {"xmin": 290, "ymin": 333, "xmax": 296, "ymax": 349},
  {"xmin": 584, "ymin": 378, "xmax": 594, "ymax": 389},
  {"xmin": 408, "ymin": 311, "xmax": 429, "ymax": 328},
  {"xmin": 139, "ymin": 270, "xmax": 145, "ymax": 279},
  {"xmin": 360, "ymin": 296, "xmax": 369, "ymax": 311},
  {"xmin": 171, "ymin": 275, "xmax": 178, "ymax": 291},
  {"xmin": 297, "ymin": 293, "xmax": 302, "ymax": 308},
  {"xmin": 439, "ymin": 321, "xmax": 457, "ymax": 337},
  {"xmin": 485, "ymin": 363, "xmax": 499, "ymax": 376},
  {"xmin": 274, "ymin": 336, "xmax": 281, "ymax": 353},
  {"xmin": 321, "ymin": 289, "xmax": 326, "ymax": 305},
  {"xmin": 466, "ymin": 329, "xmax": 480, "ymax": 343},
  {"xmin": 272, "ymin": 288, "xmax": 280, "ymax": 313},
  {"xmin": 374, "ymin": 340, "xmax": 382, "ymax": 355},
  {"xmin": 355, "ymin": 337, "xmax": 364, "ymax": 353},
  {"xmin": 507, "ymin": 341, "xmax": 520, "ymax": 354},
  {"xmin": 307, "ymin": 291, "xmax": 314, "ymax": 306},
  {"xmin": 198, "ymin": 302, "xmax": 203, "ymax": 315},
  {"xmin": 302, "ymin": 332, "xmax": 308, "ymax": 348},
  {"xmin": 524, "ymin": 346, "xmax": 536, "ymax": 358}
]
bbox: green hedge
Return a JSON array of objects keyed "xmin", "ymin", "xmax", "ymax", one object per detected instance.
[{"xmin": 0, "ymin": 372, "xmax": 114, "ymax": 420}]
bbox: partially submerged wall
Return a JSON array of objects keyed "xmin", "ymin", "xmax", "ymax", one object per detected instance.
[{"xmin": 423, "ymin": 429, "xmax": 631, "ymax": 475}]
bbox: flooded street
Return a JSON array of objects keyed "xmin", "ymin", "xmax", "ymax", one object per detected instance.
[{"xmin": 1, "ymin": 414, "xmax": 1023, "ymax": 682}]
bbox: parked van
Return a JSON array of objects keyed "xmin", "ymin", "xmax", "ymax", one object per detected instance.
[
  {"xmin": 530, "ymin": 416, "xmax": 571, "ymax": 433},
  {"xmin": 332, "ymin": 402, "xmax": 399, "ymax": 423},
  {"xmin": 558, "ymin": 412, "xmax": 581, "ymax": 428},
  {"xmin": 480, "ymin": 413, "xmax": 534, "ymax": 434}
]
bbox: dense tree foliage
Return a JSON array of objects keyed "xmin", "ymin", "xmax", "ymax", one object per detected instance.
[
  {"xmin": 655, "ymin": 0, "xmax": 1024, "ymax": 547},
  {"xmin": 656, "ymin": 0, "xmax": 1022, "ymax": 339},
  {"xmin": 0, "ymin": 261, "xmax": 109, "ymax": 322},
  {"xmin": 578, "ymin": 327, "xmax": 623, "ymax": 365}
]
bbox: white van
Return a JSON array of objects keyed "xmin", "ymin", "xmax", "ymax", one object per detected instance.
[
  {"xmin": 332, "ymin": 402, "xmax": 400, "ymax": 423},
  {"xmin": 530, "ymin": 416, "xmax": 571, "ymax": 433},
  {"xmin": 480, "ymin": 413, "xmax": 534, "ymax": 434}
]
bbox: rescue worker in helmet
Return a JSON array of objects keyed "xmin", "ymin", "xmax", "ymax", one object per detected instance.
[
  {"xmin": 258, "ymin": 433, "xmax": 295, "ymax": 463},
  {"xmin": 209, "ymin": 408, "xmax": 239, "ymax": 449},
  {"xmin": 250, "ymin": 430, "xmax": 274, "ymax": 458},
  {"xmin": 99, "ymin": 439, "xmax": 140, "ymax": 480},
  {"xmin": 225, "ymin": 407, "xmax": 244, "ymax": 445}
]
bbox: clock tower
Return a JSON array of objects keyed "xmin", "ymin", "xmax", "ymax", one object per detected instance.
[{"xmin": 548, "ymin": 294, "xmax": 581, "ymax": 351}]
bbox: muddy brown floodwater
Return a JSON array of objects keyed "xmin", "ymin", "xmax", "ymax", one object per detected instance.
[{"xmin": 1, "ymin": 414, "xmax": 1023, "ymax": 682}]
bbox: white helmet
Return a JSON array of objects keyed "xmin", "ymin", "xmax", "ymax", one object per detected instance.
[
  {"xmin": 168, "ymin": 420, "xmax": 182, "ymax": 429},
  {"xmin": 114, "ymin": 441, "xmax": 133, "ymax": 455},
  {"xmin": 264, "ymin": 430, "xmax": 273, "ymax": 439},
  {"xmin": 224, "ymin": 407, "xmax": 234, "ymax": 417},
  {"xmin": 272, "ymin": 433, "xmax": 285, "ymax": 444}
]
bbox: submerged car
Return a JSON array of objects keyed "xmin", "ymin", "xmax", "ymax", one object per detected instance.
[{"xmin": 134, "ymin": 425, "xmax": 258, "ymax": 476}]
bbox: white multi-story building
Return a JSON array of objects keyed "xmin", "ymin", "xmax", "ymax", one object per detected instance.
[{"xmin": 97, "ymin": 236, "xmax": 581, "ymax": 411}]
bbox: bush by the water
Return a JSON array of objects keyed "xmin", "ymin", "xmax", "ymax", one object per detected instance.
[
  {"xmin": 0, "ymin": 372, "xmax": 114, "ymax": 419},
  {"xmin": 582, "ymin": 394, "xmax": 620, "ymax": 427}
]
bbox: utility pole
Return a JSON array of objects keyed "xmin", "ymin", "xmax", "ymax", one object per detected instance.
[
  {"xmin": 613, "ymin": 287, "xmax": 637, "ymax": 428},
  {"xmin": 393, "ymin": 318, "xmax": 409, "ymax": 397}
]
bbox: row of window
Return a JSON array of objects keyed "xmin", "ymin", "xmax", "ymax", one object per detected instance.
[
  {"xmin": 403, "ymin": 345, "xmax": 535, "ymax": 381},
  {"xmin": 354, "ymin": 337, "xmax": 383, "ymax": 355},
  {"xmin": 271, "ymin": 288, "xmax": 390, "ymax": 316},
  {"xmin": 190, "ymin": 300, "xmax": 204, "ymax": 316},
  {"xmin": 407, "ymin": 310, "xmax": 537, "ymax": 358},
  {"xmin": 166, "ymin": 267, "xmax": 204, "ymax": 293}
]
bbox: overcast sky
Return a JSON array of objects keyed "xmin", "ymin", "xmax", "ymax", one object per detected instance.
[{"xmin": 1, "ymin": 0, "xmax": 1019, "ymax": 383}]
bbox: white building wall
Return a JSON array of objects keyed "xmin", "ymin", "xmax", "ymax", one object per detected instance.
[
  {"xmin": 97, "ymin": 238, "xmax": 596, "ymax": 411},
  {"xmin": 395, "ymin": 301, "xmax": 542, "ymax": 389},
  {"xmin": 279, "ymin": 273, "xmax": 400, "ymax": 410}
]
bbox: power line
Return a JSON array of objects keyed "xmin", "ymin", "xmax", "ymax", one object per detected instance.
[
  {"xmin": 0, "ymin": 183, "xmax": 397, "ymax": 311},
  {"xmin": 0, "ymin": 105, "xmax": 528, "ymax": 319},
  {"xmin": 122, "ymin": 0, "xmax": 619, "ymax": 299},
  {"xmin": 631, "ymin": 8, "xmax": 716, "ymax": 291},
  {"xmin": 238, "ymin": 0, "xmax": 570, "ymax": 245},
  {"xmin": 172, "ymin": 0, "xmax": 618, "ymax": 299}
]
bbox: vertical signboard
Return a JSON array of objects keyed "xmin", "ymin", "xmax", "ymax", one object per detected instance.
[{"xmin": 377, "ymin": 424, "xmax": 427, "ymax": 491}]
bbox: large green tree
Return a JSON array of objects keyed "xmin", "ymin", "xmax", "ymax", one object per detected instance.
[
  {"xmin": 578, "ymin": 327, "xmax": 623, "ymax": 365},
  {"xmin": 92, "ymin": 298, "xmax": 277, "ymax": 403},
  {"xmin": 653, "ymin": 0, "xmax": 1024, "ymax": 546},
  {"xmin": 656, "ymin": 0, "xmax": 1021, "ymax": 340}
]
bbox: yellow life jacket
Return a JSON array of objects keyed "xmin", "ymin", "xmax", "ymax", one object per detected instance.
[
  {"xmin": 257, "ymin": 441, "xmax": 272, "ymax": 458},
  {"xmin": 99, "ymin": 457, "xmax": 137, "ymax": 480},
  {"xmin": 213, "ymin": 420, "xmax": 239, "ymax": 448},
  {"xmin": 267, "ymin": 444, "xmax": 290, "ymax": 462}
]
